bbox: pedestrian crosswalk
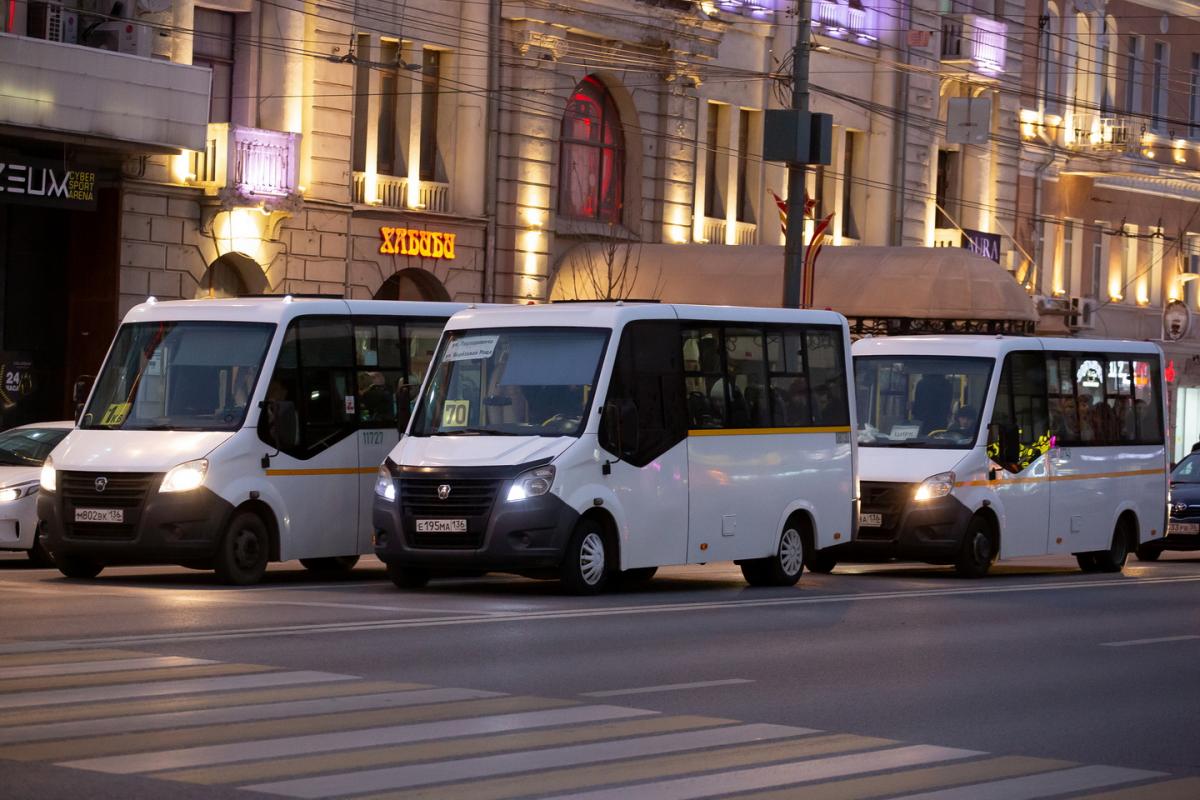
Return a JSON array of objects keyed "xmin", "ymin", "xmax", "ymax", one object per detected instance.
[{"xmin": 0, "ymin": 647, "xmax": 1194, "ymax": 799}]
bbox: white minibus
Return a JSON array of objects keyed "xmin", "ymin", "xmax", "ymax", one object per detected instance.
[
  {"xmin": 827, "ymin": 335, "xmax": 1169, "ymax": 577},
  {"xmin": 371, "ymin": 302, "xmax": 857, "ymax": 593},
  {"xmin": 38, "ymin": 296, "xmax": 466, "ymax": 584}
]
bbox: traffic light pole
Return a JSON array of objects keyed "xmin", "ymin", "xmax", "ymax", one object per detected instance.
[{"xmin": 782, "ymin": 0, "xmax": 812, "ymax": 309}]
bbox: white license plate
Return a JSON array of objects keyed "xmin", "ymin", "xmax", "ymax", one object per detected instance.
[
  {"xmin": 74, "ymin": 508, "xmax": 124, "ymax": 524},
  {"xmin": 1168, "ymin": 520, "xmax": 1200, "ymax": 535},
  {"xmin": 416, "ymin": 519, "xmax": 467, "ymax": 533},
  {"xmin": 858, "ymin": 513, "xmax": 883, "ymax": 528}
]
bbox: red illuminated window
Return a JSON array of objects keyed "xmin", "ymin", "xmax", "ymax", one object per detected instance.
[{"xmin": 559, "ymin": 77, "xmax": 625, "ymax": 224}]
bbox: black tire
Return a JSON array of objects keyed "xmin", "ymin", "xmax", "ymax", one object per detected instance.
[
  {"xmin": 954, "ymin": 516, "xmax": 995, "ymax": 578},
  {"xmin": 805, "ymin": 550, "xmax": 837, "ymax": 574},
  {"xmin": 213, "ymin": 511, "xmax": 269, "ymax": 586},
  {"xmin": 56, "ymin": 556, "xmax": 103, "ymax": 579},
  {"xmin": 1092, "ymin": 521, "xmax": 1132, "ymax": 573},
  {"xmin": 300, "ymin": 556, "xmax": 360, "ymax": 577},
  {"xmin": 741, "ymin": 524, "xmax": 805, "ymax": 587},
  {"xmin": 26, "ymin": 538, "xmax": 54, "ymax": 568},
  {"xmin": 560, "ymin": 519, "xmax": 611, "ymax": 595},
  {"xmin": 387, "ymin": 562, "xmax": 430, "ymax": 589},
  {"xmin": 1134, "ymin": 544, "xmax": 1162, "ymax": 562},
  {"xmin": 1075, "ymin": 552, "xmax": 1100, "ymax": 572},
  {"xmin": 618, "ymin": 566, "xmax": 658, "ymax": 586}
]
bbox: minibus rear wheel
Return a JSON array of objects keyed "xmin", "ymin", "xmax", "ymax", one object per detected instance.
[
  {"xmin": 741, "ymin": 523, "xmax": 805, "ymax": 587},
  {"xmin": 1134, "ymin": 544, "xmax": 1161, "ymax": 562},
  {"xmin": 214, "ymin": 511, "xmax": 269, "ymax": 585},
  {"xmin": 1091, "ymin": 518, "xmax": 1132, "ymax": 573}
]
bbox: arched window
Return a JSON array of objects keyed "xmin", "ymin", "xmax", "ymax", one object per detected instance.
[
  {"xmin": 559, "ymin": 76, "xmax": 625, "ymax": 224},
  {"xmin": 1039, "ymin": 3, "xmax": 1063, "ymax": 115}
]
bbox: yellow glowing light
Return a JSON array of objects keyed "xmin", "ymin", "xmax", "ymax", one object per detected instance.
[
  {"xmin": 1019, "ymin": 109, "xmax": 1041, "ymax": 124},
  {"xmin": 213, "ymin": 208, "xmax": 265, "ymax": 262},
  {"xmin": 1143, "ymin": 149, "xmax": 1156, "ymax": 159},
  {"xmin": 171, "ymin": 153, "xmax": 193, "ymax": 184},
  {"xmin": 669, "ymin": 226, "xmax": 689, "ymax": 245},
  {"xmin": 364, "ymin": 171, "xmax": 381, "ymax": 205},
  {"xmin": 1045, "ymin": 114, "xmax": 1063, "ymax": 128}
]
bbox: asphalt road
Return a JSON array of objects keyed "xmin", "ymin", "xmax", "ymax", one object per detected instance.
[{"xmin": 0, "ymin": 552, "xmax": 1198, "ymax": 799}]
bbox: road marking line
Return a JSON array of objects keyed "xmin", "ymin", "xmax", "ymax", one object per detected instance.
[
  {"xmin": 0, "ymin": 648, "xmax": 148, "ymax": 667},
  {"xmin": 0, "ymin": 688, "xmax": 503, "ymax": 746},
  {"xmin": 64, "ymin": 705, "xmax": 655, "ymax": 775},
  {"xmin": 19, "ymin": 695, "xmax": 570, "ymax": 763},
  {"xmin": 581, "ymin": 679, "xmax": 753, "ymax": 698},
  {"xmin": 6, "ymin": 575, "xmax": 1199, "ymax": 653},
  {"xmin": 0, "ymin": 679, "xmax": 410, "ymax": 728},
  {"xmin": 536, "ymin": 744, "xmax": 983, "ymax": 800},
  {"xmin": 242, "ymin": 723, "xmax": 817, "ymax": 798},
  {"xmin": 1100, "ymin": 634, "xmax": 1200, "ymax": 647},
  {"xmin": 162, "ymin": 715, "xmax": 734, "ymax": 786},
  {"xmin": 725, "ymin": 756, "xmax": 1074, "ymax": 800},
  {"xmin": 887, "ymin": 765, "xmax": 1166, "ymax": 799},
  {"xmin": 357, "ymin": 732, "xmax": 889, "ymax": 800},
  {"xmin": 0, "ymin": 655, "xmax": 216, "ymax": 680},
  {"xmin": 0, "ymin": 669, "xmax": 352, "ymax": 710},
  {"xmin": 1070, "ymin": 776, "xmax": 1200, "ymax": 799},
  {"xmin": 0, "ymin": 662, "xmax": 276, "ymax": 695}
]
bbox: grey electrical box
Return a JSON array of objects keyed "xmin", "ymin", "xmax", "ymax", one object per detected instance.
[{"xmin": 763, "ymin": 109, "xmax": 833, "ymax": 165}]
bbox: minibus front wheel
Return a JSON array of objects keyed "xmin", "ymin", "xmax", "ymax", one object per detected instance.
[
  {"xmin": 56, "ymin": 555, "xmax": 103, "ymax": 580},
  {"xmin": 560, "ymin": 518, "xmax": 612, "ymax": 595},
  {"xmin": 300, "ymin": 556, "xmax": 361, "ymax": 577},
  {"xmin": 387, "ymin": 562, "xmax": 431, "ymax": 589},
  {"xmin": 214, "ymin": 511, "xmax": 269, "ymax": 586}
]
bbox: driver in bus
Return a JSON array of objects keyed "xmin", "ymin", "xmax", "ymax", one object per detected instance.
[{"xmin": 945, "ymin": 405, "xmax": 977, "ymax": 437}]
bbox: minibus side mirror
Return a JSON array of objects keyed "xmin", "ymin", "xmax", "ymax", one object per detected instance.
[
  {"xmin": 988, "ymin": 422, "xmax": 1020, "ymax": 466},
  {"xmin": 259, "ymin": 399, "xmax": 300, "ymax": 452},
  {"xmin": 72, "ymin": 375, "xmax": 94, "ymax": 405},
  {"xmin": 394, "ymin": 383, "xmax": 416, "ymax": 436}
]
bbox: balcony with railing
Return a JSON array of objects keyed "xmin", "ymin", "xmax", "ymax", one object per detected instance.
[
  {"xmin": 191, "ymin": 124, "xmax": 301, "ymax": 208},
  {"xmin": 940, "ymin": 14, "xmax": 1007, "ymax": 76},
  {"xmin": 812, "ymin": 0, "xmax": 878, "ymax": 46},
  {"xmin": 352, "ymin": 172, "xmax": 451, "ymax": 214},
  {"xmin": 0, "ymin": 26, "xmax": 210, "ymax": 151}
]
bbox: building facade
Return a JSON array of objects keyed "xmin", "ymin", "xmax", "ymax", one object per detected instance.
[
  {"xmin": 1, "ymin": 0, "xmax": 1033, "ymax": 424},
  {"xmin": 1015, "ymin": 0, "xmax": 1200, "ymax": 459}
]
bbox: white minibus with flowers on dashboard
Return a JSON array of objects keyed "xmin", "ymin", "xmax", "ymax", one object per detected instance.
[
  {"xmin": 823, "ymin": 335, "xmax": 1169, "ymax": 577},
  {"xmin": 371, "ymin": 302, "xmax": 857, "ymax": 594},
  {"xmin": 38, "ymin": 296, "xmax": 464, "ymax": 584}
]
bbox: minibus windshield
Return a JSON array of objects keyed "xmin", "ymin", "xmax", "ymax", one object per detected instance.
[
  {"xmin": 81, "ymin": 321, "xmax": 275, "ymax": 432},
  {"xmin": 411, "ymin": 327, "xmax": 608, "ymax": 437},
  {"xmin": 855, "ymin": 355, "xmax": 993, "ymax": 449}
]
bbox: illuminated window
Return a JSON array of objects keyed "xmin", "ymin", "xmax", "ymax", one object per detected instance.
[{"xmin": 559, "ymin": 77, "xmax": 625, "ymax": 224}]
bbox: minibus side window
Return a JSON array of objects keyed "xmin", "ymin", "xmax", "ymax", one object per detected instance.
[
  {"xmin": 1072, "ymin": 355, "xmax": 1106, "ymax": 445},
  {"xmin": 354, "ymin": 322, "xmax": 404, "ymax": 426},
  {"xmin": 261, "ymin": 317, "xmax": 356, "ymax": 458},
  {"xmin": 682, "ymin": 327, "xmax": 726, "ymax": 429},
  {"xmin": 602, "ymin": 320, "xmax": 685, "ymax": 466},
  {"xmin": 766, "ymin": 328, "xmax": 811, "ymax": 427},
  {"xmin": 990, "ymin": 351, "xmax": 1048, "ymax": 471},
  {"xmin": 723, "ymin": 328, "xmax": 768, "ymax": 428},
  {"xmin": 805, "ymin": 327, "xmax": 850, "ymax": 426},
  {"xmin": 1131, "ymin": 358, "xmax": 1163, "ymax": 444}
]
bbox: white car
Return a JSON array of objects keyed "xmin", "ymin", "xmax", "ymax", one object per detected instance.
[{"xmin": 0, "ymin": 422, "xmax": 73, "ymax": 565}]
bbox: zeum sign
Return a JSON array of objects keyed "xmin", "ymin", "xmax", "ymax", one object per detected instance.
[{"xmin": 0, "ymin": 158, "xmax": 97, "ymax": 210}]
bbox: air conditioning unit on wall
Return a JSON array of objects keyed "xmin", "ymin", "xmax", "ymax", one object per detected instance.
[
  {"xmin": 27, "ymin": 1, "xmax": 78, "ymax": 43},
  {"xmin": 1068, "ymin": 296, "xmax": 1097, "ymax": 330}
]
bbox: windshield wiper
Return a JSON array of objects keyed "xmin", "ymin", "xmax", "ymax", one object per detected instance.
[{"xmin": 432, "ymin": 427, "xmax": 518, "ymax": 436}]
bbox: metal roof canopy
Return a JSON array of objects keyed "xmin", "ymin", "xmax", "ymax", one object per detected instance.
[{"xmin": 550, "ymin": 243, "xmax": 1037, "ymax": 335}]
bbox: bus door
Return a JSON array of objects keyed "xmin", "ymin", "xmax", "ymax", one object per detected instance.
[
  {"xmin": 352, "ymin": 319, "xmax": 444, "ymax": 553},
  {"xmin": 600, "ymin": 320, "xmax": 689, "ymax": 569},
  {"xmin": 988, "ymin": 351, "xmax": 1051, "ymax": 557},
  {"xmin": 260, "ymin": 317, "xmax": 360, "ymax": 560}
]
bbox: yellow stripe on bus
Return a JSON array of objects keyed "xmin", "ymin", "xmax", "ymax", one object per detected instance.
[
  {"xmin": 955, "ymin": 467, "xmax": 1165, "ymax": 487},
  {"xmin": 264, "ymin": 467, "xmax": 380, "ymax": 477},
  {"xmin": 688, "ymin": 426, "xmax": 852, "ymax": 437}
]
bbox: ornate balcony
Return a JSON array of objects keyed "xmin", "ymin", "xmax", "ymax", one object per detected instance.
[
  {"xmin": 812, "ymin": 0, "xmax": 878, "ymax": 46},
  {"xmin": 940, "ymin": 14, "xmax": 1007, "ymax": 76},
  {"xmin": 352, "ymin": 172, "xmax": 451, "ymax": 214},
  {"xmin": 192, "ymin": 124, "xmax": 301, "ymax": 210}
]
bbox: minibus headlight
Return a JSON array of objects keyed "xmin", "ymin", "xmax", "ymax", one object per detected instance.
[
  {"xmin": 507, "ymin": 466, "xmax": 556, "ymax": 503},
  {"xmin": 0, "ymin": 484, "xmax": 36, "ymax": 503},
  {"xmin": 40, "ymin": 459, "xmax": 56, "ymax": 493},
  {"xmin": 914, "ymin": 471, "xmax": 955, "ymax": 502},
  {"xmin": 375, "ymin": 466, "xmax": 397, "ymax": 503},
  {"xmin": 160, "ymin": 459, "xmax": 208, "ymax": 493}
]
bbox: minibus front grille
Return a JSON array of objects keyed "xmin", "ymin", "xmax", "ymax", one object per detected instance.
[
  {"xmin": 59, "ymin": 471, "xmax": 156, "ymax": 542},
  {"xmin": 858, "ymin": 481, "xmax": 912, "ymax": 540},
  {"xmin": 400, "ymin": 477, "xmax": 499, "ymax": 517}
]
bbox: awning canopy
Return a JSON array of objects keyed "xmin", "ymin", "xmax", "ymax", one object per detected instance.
[{"xmin": 550, "ymin": 243, "xmax": 1037, "ymax": 334}]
